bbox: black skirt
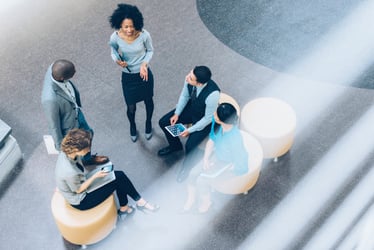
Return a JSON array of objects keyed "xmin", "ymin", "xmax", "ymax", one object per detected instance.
[{"xmin": 121, "ymin": 68, "xmax": 154, "ymax": 105}]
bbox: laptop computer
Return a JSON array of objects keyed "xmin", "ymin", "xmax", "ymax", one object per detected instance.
[{"xmin": 85, "ymin": 161, "xmax": 116, "ymax": 193}]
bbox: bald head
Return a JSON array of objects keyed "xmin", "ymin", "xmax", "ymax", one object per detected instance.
[{"xmin": 52, "ymin": 59, "xmax": 76, "ymax": 81}]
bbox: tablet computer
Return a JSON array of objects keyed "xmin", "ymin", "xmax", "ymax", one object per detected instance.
[{"xmin": 165, "ymin": 123, "xmax": 186, "ymax": 137}]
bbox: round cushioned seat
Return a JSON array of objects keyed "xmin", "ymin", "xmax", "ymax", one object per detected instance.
[
  {"xmin": 51, "ymin": 190, "xmax": 117, "ymax": 246},
  {"xmin": 240, "ymin": 97, "xmax": 296, "ymax": 160},
  {"xmin": 219, "ymin": 92, "xmax": 241, "ymax": 117},
  {"xmin": 210, "ymin": 131, "xmax": 263, "ymax": 194},
  {"xmin": 197, "ymin": 92, "xmax": 241, "ymax": 150}
]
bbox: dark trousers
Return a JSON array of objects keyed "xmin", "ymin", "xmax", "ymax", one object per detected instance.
[
  {"xmin": 159, "ymin": 106, "xmax": 211, "ymax": 169},
  {"xmin": 72, "ymin": 171, "xmax": 141, "ymax": 210}
]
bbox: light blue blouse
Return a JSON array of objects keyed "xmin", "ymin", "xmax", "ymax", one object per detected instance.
[
  {"xmin": 109, "ymin": 29, "xmax": 154, "ymax": 73},
  {"xmin": 209, "ymin": 121, "xmax": 249, "ymax": 175}
]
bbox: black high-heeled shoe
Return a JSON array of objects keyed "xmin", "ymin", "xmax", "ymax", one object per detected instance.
[
  {"xmin": 145, "ymin": 121, "xmax": 152, "ymax": 140},
  {"xmin": 136, "ymin": 202, "xmax": 160, "ymax": 213},
  {"xmin": 130, "ymin": 124, "xmax": 138, "ymax": 142}
]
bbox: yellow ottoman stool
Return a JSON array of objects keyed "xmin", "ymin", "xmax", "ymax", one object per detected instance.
[
  {"xmin": 51, "ymin": 190, "xmax": 117, "ymax": 247},
  {"xmin": 240, "ymin": 97, "xmax": 296, "ymax": 161},
  {"xmin": 210, "ymin": 131, "xmax": 263, "ymax": 194}
]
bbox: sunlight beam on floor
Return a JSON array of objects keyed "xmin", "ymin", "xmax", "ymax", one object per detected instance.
[{"xmin": 237, "ymin": 104, "xmax": 374, "ymax": 250}]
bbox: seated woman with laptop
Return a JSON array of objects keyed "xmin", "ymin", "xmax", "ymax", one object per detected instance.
[
  {"xmin": 183, "ymin": 103, "xmax": 249, "ymax": 213},
  {"xmin": 55, "ymin": 128, "xmax": 159, "ymax": 220}
]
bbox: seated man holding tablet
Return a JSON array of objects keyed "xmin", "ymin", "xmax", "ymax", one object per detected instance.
[
  {"xmin": 158, "ymin": 66, "xmax": 220, "ymax": 182},
  {"xmin": 55, "ymin": 129, "xmax": 159, "ymax": 220}
]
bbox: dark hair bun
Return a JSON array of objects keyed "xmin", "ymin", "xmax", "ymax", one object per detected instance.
[{"xmin": 217, "ymin": 103, "xmax": 238, "ymax": 124}]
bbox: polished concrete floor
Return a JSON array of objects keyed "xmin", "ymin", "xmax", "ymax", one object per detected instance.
[{"xmin": 1, "ymin": 0, "xmax": 374, "ymax": 250}]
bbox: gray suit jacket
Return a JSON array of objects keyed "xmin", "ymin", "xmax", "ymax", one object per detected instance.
[
  {"xmin": 55, "ymin": 152, "xmax": 86, "ymax": 205},
  {"xmin": 41, "ymin": 65, "xmax": 82, "ymax": 150}
]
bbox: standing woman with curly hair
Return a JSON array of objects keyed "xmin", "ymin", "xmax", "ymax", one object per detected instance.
[{"xmin": 109, "ymin": 4, "xmax": 154, "ymax": 142}]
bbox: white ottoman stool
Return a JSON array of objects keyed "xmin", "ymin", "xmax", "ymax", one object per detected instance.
[
  {"xmin": 240, "ymin": 97, "xmax": 296, "ymax": 161},
  {"xmin": 219, "ymin": 93, "xmax": 241, "ymax": 117},
  {"xmin": 210, "ymin": 131, "xmax": 263, "ymax": 194}
]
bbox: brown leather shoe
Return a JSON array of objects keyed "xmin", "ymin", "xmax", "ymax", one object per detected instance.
[
  {"xmin": 83, "ymin": 155, "xmax": 109, "ymax": 166},
  {"xmin": 91, "ymin": 155, "xmax": 109, "ymax": 164},
  {"xmin": 157, "ymin": 146, "xmax": 183, "ymax": 156}
]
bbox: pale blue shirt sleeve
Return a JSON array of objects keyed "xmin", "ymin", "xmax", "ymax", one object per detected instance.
[
  {"xmin": 142, "ymin": 30, "xmax": 154, "ymax": 63},
  {"xmin": 174, "ymin": 82, "xmax": 190, "ymax": 116},
  {"xmin": 188, "ymin": 90, "xmax": 220, "ymax": 133},
  {"xmin": 109, "ymin": 32, "xmax": 121, "ymax": 61}
]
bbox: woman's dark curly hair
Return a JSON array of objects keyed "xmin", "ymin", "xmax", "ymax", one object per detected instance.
[
  {"xmin": 61, "ymin": 129, "xmax": 91, "ymax": 155},
  {"xmin": 109, "ymin": 4, "xmax": 144, "ymax": 31}
]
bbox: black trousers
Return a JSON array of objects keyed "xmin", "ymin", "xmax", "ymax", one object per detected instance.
[
  {"xmin": 72, "ymin": 171, "xmax": 141, "ymax": 210},
  {"xmin": 159, "ymin": 106, "xmax": 211, "ymax": 169}
]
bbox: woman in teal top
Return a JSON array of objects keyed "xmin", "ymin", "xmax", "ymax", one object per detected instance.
[
  {"xmin": 109, "ymin": 4, "xmax": 155, "ymax": 142},
  {"xmin": 208, "ymin": 115, "xmax": 248, "ymax": 176},
  {"xmin": 184, "ymin": 103, "xmax": 249, "ymax": 213}
]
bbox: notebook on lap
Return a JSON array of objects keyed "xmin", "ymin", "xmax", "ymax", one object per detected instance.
[
  {"xmin": 199, "ymin": 164, "xmax": 232, "ymax": 178},
  {"xmin": 86, "ymin": 161, "xmax": 116, "ymax": 193}
]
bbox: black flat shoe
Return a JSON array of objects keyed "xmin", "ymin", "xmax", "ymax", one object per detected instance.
[
  {"xmin": 157, "ymin": 146, "xmax": 183, "ymax": 156},
  {"xmin": 136, "ymin": 202, "xmax": 160, "ymax": 213},
  {"xmin": 118, "ymin": 205, "xmax": 136, "ymax": 220}
]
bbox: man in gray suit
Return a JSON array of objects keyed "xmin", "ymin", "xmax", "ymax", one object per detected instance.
[{"xmin": 41, "ymin": 59, "xmax": 108, "ymax": 165}]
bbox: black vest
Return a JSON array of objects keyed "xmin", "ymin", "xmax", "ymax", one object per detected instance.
[{"xmin": 187, "ymin": 80, "xmax": 220, "ymax": 123}]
